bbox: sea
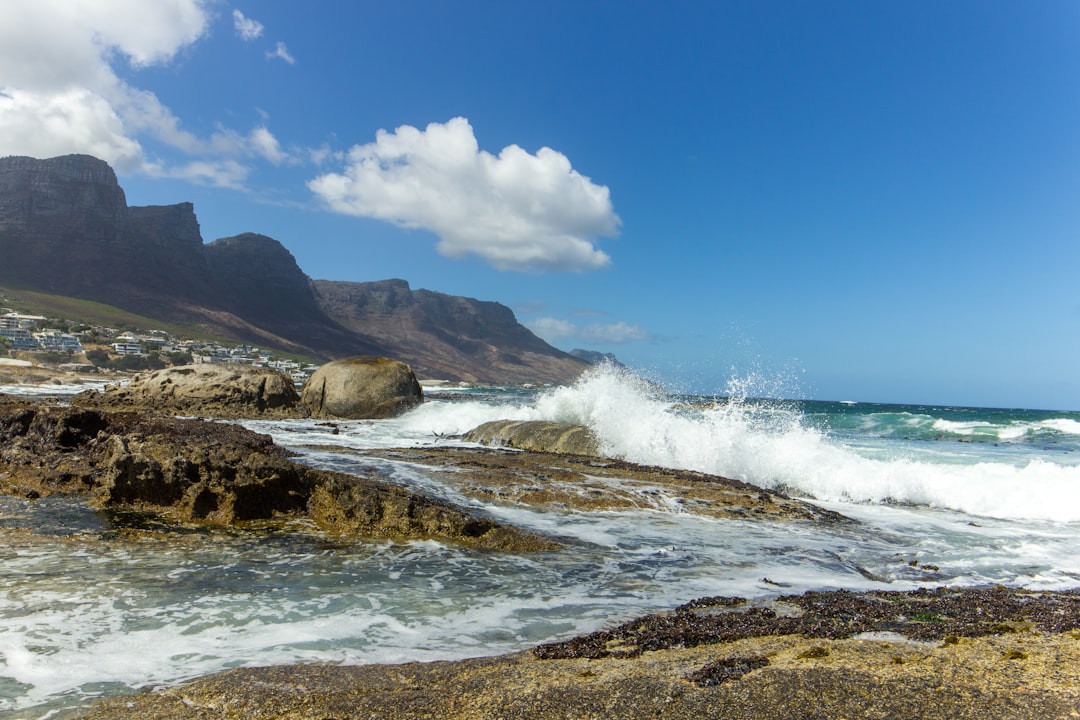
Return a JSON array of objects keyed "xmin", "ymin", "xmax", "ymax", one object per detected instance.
[{"xmin": 2, "ymin": 362, "xmax": 1080, "ymax": 718}]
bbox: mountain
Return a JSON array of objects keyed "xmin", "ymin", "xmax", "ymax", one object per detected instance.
[
  {"xmin": 0, "ymin": 154, "xmax": 588, "ymax": 384},
  {"xmin": 315, "ymin": 279, "xmax": 586, "ymax": 383},
  {"xmin": 569, "ymin": 349, "xmax": 624, "ymax": 367}
]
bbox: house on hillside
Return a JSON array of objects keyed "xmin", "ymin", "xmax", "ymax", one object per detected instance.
[
  {"xmin": 0, "ymin": 327, "xmax": 40, "ymax": 350},
  {"xmin": 35, "ymin": 330, "xmax": 84, "ymax": 353},
  {"xmin": 112, "ymin": 342, "xmax": 144, "ymax": 356}
]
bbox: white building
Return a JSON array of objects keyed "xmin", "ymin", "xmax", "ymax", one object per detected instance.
[
  {"xmin": 112, "ymin": 342, "xmax": 144, "ymax": 356},
  {"xmin": 0, "ymin": 327, "xmax": 39, "ymax": 350},
  {"xmin": 35, "ymin": 330, "xmax": 84, "ymax": 353},
  {"xmin": 0, "ymin": 313, "xmax": 46, "ymax": 330}
]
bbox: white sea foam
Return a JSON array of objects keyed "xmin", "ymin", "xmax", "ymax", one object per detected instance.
[
  {"xmin": 0, "ymin": 379, "xmax": 112, "ymax": 397},
  {"xmin": 252, "ymin": 364, "xmax": 1080, "ymax": 523},
  {"xmin": 490, "ymin": 365, "xmax": 1080, "ymax": 523},
  {"xmin": 1037, "ymin": 418, "xmax": 1080, "ymax": 436}
]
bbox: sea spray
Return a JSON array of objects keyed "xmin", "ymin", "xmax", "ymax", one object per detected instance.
[{"xmin": 521, "ymin": 364, "xmax": 1080, "ymax": 522}]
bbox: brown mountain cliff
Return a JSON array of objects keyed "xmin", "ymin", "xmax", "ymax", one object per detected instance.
[{"xmin": 0, "ymin": 154, "xmax": 587, "ymax": 384}]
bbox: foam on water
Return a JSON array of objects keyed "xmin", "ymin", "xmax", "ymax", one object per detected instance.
[
  {"xmin": 486, "ymin": 364, "xmax": 1080, "ymax": 522},
  {"xmin": 0, "ymin": 379, "xmax": 112, "ymax": 398},
  {"xmin": 249, "ymin": 365, "xmax": 1080, "ymax": 522},
  {"xmin": 6, "ymin": 497, "xmax": 981, "ymax": 718}
]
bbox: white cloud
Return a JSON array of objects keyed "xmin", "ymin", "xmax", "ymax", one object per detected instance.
[
  {"xmin": 161, "ymin": 159, "xmax": 250, "ymax": 189},
  {"xmin": 0, "ymin": 86, "xmax": 144, "ymax": 170},
  {"xmin": 248, "ymin": 126, "xmax": 288, "ymax": 164},
  {"xmin": 0, "ymin": 0, "xmax": 208, "ymax": 168},
  {"xmin": 233, "ymin": 10, "xmax": 264, "ymax": 41},
  {"xmin": 0, "ymin": 0, "xmax": 290, "ymax": 181},
  {"xmin": 308, "ymin": 117, "xmax": 620, "ymax": 272},
  {"xmin": 267, "ymin": 41, "xmax": 296, "ymax": 64},
  {"xmin": 527, "ymin": 317, "xmax": 649, "ymax": 345}
]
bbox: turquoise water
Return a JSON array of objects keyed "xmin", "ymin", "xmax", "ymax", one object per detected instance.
[{"xmin": 2, "ymin": 365, "xmax": 1080, "ymax": 718}]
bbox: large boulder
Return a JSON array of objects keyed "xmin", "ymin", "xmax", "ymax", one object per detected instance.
[
  {"xmin": 73, "ymin": 364, "xmax": 301, "ymax": 418},
  {"xmin": 463, "ymin": 420, "xmax": 599, "ymax": 456},
  {"xmin": 301, "ymin": 356, "xmax": 423, "ymax": 419}
]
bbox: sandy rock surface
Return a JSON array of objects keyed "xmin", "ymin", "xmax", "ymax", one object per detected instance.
[
  {"xmin": 301, "ymin": 356, "xmax": 423, "ymax": 419},
  {"xmin": 464, "ymin": 419, "xmax": 600, "ymax": 455},
  {"xmin": 78, "ymin": 587, "xmax": 1080, "ymax": 720},
  {"xmin": 73, "ymin": 364, "xmax": 302, "ymax": 418}
]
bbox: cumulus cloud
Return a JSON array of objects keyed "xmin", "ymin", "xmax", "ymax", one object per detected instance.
[
  {"xmin": 0, "ymin": 0, "xmax": 290, "ymax": 179},
  {"xmin": 267, "ymin": 41, "xmax": 296, "ymax": 64},
  {"xmin": 247, "ymin": 126, "xmax": 288, "ymax": 164},
  {"xmin": 0, "ymin": 0, "xmax": 210, "ymax": 168},
  {"xmin": 527, "ymin": 317, "xmax": 649, "ymax": 345},
  {"xmin": 233, "ymin": 10, "xmax": 264, "ymax": 41},
  {"xmin": 308, "ymin": 117, "xmax": 620, "ymax": 272}
]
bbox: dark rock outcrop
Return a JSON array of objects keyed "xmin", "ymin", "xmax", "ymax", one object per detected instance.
[
  {"xmin": 308, "ymin": 474, "xmax": 554, "ymax": 551},
  {"xmin": 0, "ymin": 154, "xmax": 130, "ymax": 297},
  {"xmin": 204, "ymin": 233, "xmax": 324, "ymax": 325},
  {"xmin": 73, "ymin": 364, "xmax": 302, "ymax": 418},
  {"xmin": 0, "ymin": 395, "xmax": 550, "ymax": 549},
  {"xmin": 463, "ymin": 420, "xmax": 600, "ymax": 456},
  {"xmin": 301, "ymin": 356, "xmax": 423, "ymax": 419}
]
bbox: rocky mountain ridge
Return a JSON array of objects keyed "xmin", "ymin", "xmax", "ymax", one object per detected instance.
[{"xmin": 0, "ymin": 154, "xmax": 589, "ymax": 384}]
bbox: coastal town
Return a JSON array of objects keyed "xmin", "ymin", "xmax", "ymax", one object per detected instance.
[{"xmin": 0, "ymin": 310, "xmax": 320, "ymax": 381}]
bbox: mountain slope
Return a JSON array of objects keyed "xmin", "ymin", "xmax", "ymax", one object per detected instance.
[
  {"xmin": 314, "ymin": 279, "xmax": 587, "ymax": 383},
  {"xmin": 0, "ymin": 154, "xmax": 588, "ymax": 383}
]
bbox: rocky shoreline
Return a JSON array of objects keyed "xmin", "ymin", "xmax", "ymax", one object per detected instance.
[
  {"xmin": 0, "ymin": 394, "xmax": 550, "ymax": 550},
  {"xmin": 3, "ymin": 387, "xmax": 1080, "ymax": 718},
  {"xmin": 76, "ymin": 587, "xmax": 1080, "ymax": 719}
]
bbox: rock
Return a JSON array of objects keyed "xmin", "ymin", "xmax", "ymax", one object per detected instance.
[
  {"xmin": 204, "ymin": 233, "xmax": 327, "ymax": 325},
  {"xmin": 463, "ymin": 420, "xmax": 599, "ymax": 456},
  {"xmin": 92, "ymin": 415, "xmax": 314, "ymax": 524},
  {"xmin": 73, "ymin": 364, "xmax": 302, "ymax": 418},
  {"xmin": 0, "ymin": 397, "xmax": 550, "ymax": 549},
  {"xmin": 75, "ymin": 587, "xmax": 1080, "ymax": 720},
  {"xmin": 301, "ymin": 356, "xmax": 423, "ymax": 419},
  {"xmin": 307, "ymin": 473, "xmax": 557, "ymax": 551},
  {"xmin": 360, "ymin": 446, "xmax": 848, "ymax": 524}
]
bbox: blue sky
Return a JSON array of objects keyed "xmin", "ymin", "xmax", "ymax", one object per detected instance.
[{"xmin": 2, "ymin": 2, "xmax": 1079, "ymax": 409}]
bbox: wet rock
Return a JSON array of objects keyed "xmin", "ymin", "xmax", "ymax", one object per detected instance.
[
  {"xmin": 0, "ymin": 397, "xmax": 549, "ymax": 549},
  {"xmin": 77, "ymin": 588, "xmax": 1080, "ymax": 720},
  {"xmin": 92, "ymin": 416, "xmax": 314, "ymax": 524},
  {"xmin": 73, "ymin": 364, "xmax": 302, "ymax": 418},
  {"xmin": 358, "ymin": 446, "xmax": 849, "ymax": 524},
  {"xmin": 308, "ymin": 473, "xmax": 557, "ymax": 551},
  {"xmin": 534, "ymin": 586, "xmax": 1080, "ymax": 660},
  {"xmin": 463, "ymin": 420, "xmax": 599, "ymax": 456},
  {"xmin": 301, "ymin": 356, "xmax": 423, "ymax": 419}
]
